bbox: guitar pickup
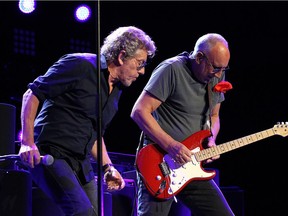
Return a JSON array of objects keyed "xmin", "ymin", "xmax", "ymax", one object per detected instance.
[{"xmin": 159, "ymin": 161, "xmax": 171, "ymax": 176}]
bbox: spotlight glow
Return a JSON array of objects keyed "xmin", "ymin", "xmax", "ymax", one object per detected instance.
[
  {"xmin": 19, "ymin": 0, "xmax": 36, "ymax": 14},
  {"xmin": 75, "ymin": 5, "xmax": 91, "ymax": 22}
]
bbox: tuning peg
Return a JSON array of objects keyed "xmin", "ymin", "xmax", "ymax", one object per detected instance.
[{"xmin": 276, "ymin": 122, "xmax": 288, "ymax": 125}]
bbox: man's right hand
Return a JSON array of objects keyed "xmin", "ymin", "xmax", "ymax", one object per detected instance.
[{"xmin": 18, "ymin": 144, "xmax": 41, "ymax": 168}]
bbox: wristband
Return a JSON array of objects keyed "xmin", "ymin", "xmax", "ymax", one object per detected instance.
[{"xmin": 102, "ymin": 163, "xmax": 114, "ymax": 173}]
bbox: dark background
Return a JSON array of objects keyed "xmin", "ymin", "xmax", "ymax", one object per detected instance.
[{"xmin": 1, "ymin": 1, "xmax": 288, "ymax": 215}]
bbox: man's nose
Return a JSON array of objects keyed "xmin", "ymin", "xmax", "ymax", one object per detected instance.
[
  {"xmin": 214, "ymin": 70, "xmax": 223, "ymax": 79},
  {"xmin": 138, "ymin": 68, "xmax": 145, "ymax": 75}
]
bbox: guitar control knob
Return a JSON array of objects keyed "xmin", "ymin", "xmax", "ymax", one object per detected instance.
[
  {"xmin": 172, "ymin": 173, "xmax": 177, "ymax": 177},
  {"xmin": 172, "ymin": 181, "xmax": 176, "ymax": 185},
  {"xmin": 156, "ymin": 175, "xmax": 162, "ymax": 181}
]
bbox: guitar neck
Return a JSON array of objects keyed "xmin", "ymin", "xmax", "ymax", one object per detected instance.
[{"xmin": 195, "ymin": 127, "xmax": 276, "ymax": 161}]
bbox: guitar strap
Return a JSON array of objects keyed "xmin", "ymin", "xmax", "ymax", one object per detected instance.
[{"xmin": 134, "ymin": 131, "xmax": 144, "ymax": 167}]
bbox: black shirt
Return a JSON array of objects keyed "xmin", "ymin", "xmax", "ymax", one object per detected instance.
[{"xmin": 29, "ymin": 53, "xmax": 123, "ymax": 183}]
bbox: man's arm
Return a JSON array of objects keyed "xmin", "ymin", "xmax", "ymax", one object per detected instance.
[
  {"xmin": 90, "ymin": 138, "xmax": 112, "ymax": 167},
  {"xmin": 206, "ymin": 102, "xmax": 221, "ymax": 163},
  {"xmin": 19, "ymin": 89, "xmax": 41, "ymax": 168},
  {"xmin": 131, "ymin": 91, "xmax": 192, "ymax": 165},
  {"xmin": 209, "ymin": 103, "xmax": 221, "ymax": 141},
  {"xmin": 91, "ymin": 139, "xmax": 125, "ymax": 191}
]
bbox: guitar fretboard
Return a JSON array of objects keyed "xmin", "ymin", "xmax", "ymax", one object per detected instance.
[{"xmin": 195, "ymin": 128, "xmax": 276, "ymax": 161}]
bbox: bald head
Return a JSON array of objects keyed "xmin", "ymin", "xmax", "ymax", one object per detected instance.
[
  {"xmin": 191, "ymin": 33, "xmax": 230, "ymax": 59},
  {"xmin": 189, "ymin": 33, "xmax": 231, "ymax": 83},
  {"xmin": 190, "ymin": 33, "xmax": 230, "ymax": 69}
]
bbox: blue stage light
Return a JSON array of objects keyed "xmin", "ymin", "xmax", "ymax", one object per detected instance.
[
  {"xmin": 18, "ymin": 0, "xmax": 36, "ymax": 14},
  {"xmin": 75, "ymin": 5, "xmax": 91, "ymax": 22}
]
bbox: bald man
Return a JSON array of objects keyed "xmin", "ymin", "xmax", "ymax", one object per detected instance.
[{"xmin": 131, "ymin": 33, "xmax": 234, "ymax": 216}]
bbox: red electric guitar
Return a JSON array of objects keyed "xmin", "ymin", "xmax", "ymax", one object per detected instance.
[{"xmin": 136, "ymin": 122, "xmax": 288, "ymax": 200}]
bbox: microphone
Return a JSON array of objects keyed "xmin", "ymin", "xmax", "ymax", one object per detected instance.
[{"xmin": 0, "ymin": 154, "xmax": 54, "ymax": 166}]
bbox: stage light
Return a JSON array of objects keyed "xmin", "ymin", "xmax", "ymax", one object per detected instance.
[
  {"xmin": 13, "ymin": 28, "xmax": 36, "ymax": 56},
  {"xmin": 69, "ymin": 38, "xmax": 92, "ymax": 52},
  {"xmin": 75, "ymin": 5, "xmax": 91, "ymax": 22},
  {"xmin": 18, "ymin": 0, "xmax": 36, "ymax": 14}
]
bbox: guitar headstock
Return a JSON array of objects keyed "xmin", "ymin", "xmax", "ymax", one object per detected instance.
[{"xmin": 273, "ymin": 122, "xmax": 288, "ymax": 137}]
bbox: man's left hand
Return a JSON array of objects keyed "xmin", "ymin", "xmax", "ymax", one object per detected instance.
[{"xmin": 104, "ymin": 167, "xmax": 125, "ymax": 191}]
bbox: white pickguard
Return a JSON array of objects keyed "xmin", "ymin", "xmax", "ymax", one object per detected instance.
[{"xmin": 163, "ymin": 147, "xmax": 214, "ymax": 195}]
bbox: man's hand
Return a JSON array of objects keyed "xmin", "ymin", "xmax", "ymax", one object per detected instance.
[
  {"xmin": 18, "ymin": 144, "xmax": 41, "ymax": 168},
  {"xmin": 167, "ymin": 141, "xmax": 192, "ymax": 165},
  {"xmin": 104, "ymin": 167, "xmax": 125, "ymax": 191}
]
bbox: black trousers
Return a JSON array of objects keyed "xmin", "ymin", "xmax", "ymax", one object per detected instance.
[{"xmin": 137, "ymin": 174, "xmax": 234, "ymax": 216}]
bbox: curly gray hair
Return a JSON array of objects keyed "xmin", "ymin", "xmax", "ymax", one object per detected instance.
[{"xmin": 101, "ymin": 26, "xmax": 156, "ymax": 63}]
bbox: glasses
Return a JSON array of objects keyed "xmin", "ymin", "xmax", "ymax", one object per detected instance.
[
  {"xmin": 134, "ymin": 58, "xmax": 148, "ymax": 71},
  {"xmin": 202, "ymin": 53, "xmax": 230, "ymax": 73}
]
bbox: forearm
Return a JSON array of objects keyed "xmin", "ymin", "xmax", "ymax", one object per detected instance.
[
  {"xmin": 131, "ymin": 108, "xmax": 175, "ymax": 152},
  {"xmin": 91, "ymin": 139, "xmax": 125, "ymax": 190},
  {"xmin": 21, "ymin": 89, "xmax": 39, "ymax": 147},
  {"xmin": 208, "ymin": 103, "xmax": 221, "ymax": 142},
  {"xmin": 91, "ymin": 138, "xmax": 112, "ymax": 166},
  {"xmin": 209, "ymin": 115, "xmax": 220, "ymax": 141},
  {"xmin": 18, "ymin": 89, "xmax": 41, "ymax": 167}
]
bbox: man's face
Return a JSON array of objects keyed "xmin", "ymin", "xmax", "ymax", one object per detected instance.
[
  {"xmin": 195, "ymin": 46, "xmax": 230, "ymax": 84},
  {"xmin": 118, "ymin": 49, "xmax": 148, "ymax": 87}
]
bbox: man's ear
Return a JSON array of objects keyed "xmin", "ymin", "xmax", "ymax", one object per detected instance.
[
  {"xmin": 195, "ymin": 52, "xmax": 204, "ymax": 64},
  {"xmin": 118, "ymin": 50, "xmax": 126, "ymax": 65}
]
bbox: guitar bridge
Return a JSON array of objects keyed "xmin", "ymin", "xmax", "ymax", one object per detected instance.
[{"xmin": 159, "ymin": 162, "xmax": 171, "ymax": 176}]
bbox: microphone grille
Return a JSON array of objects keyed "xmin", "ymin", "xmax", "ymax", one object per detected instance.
[{"xmin": 42, "ymin": 155, "xmax": 54, "ymax": 166}]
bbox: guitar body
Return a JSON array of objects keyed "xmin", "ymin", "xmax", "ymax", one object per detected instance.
[{"xmin": 136, "ymin": 129, "xmax": 216, "ymax": 200}]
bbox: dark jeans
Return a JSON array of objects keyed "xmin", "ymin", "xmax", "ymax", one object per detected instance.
[
  {"xmin": 137, "ymin": 172, "xmax": 234, "ymax": 216},
  {"xmin": 30, "ymin": 159, "xmax": 98, "ymax": 216}
]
